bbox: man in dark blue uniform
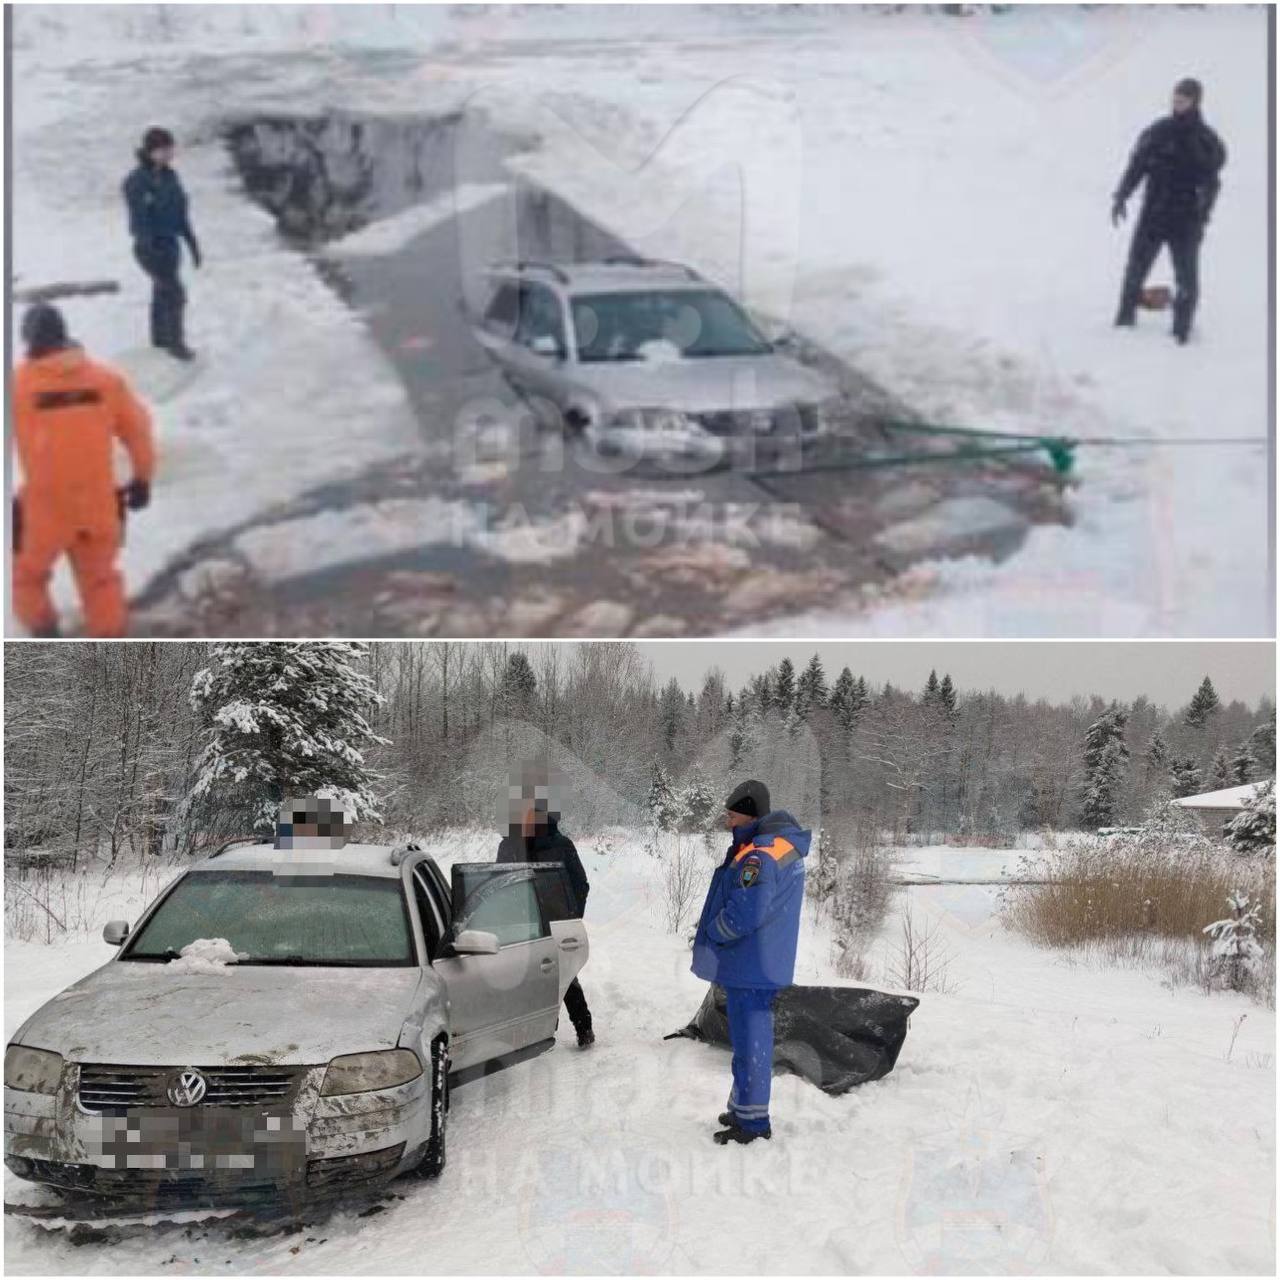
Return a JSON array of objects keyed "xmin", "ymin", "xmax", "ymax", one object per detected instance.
[
  {"xmin": 123, "ymin": 127, "xmax": 202, "ymax": 361},
  {"xmin": 691, "ymin": 780, "xmax": 810, "ymax": 1145},
  {"xmin": 1112, "ymin": 77, "xmax": 1227, "ymax": 344}
]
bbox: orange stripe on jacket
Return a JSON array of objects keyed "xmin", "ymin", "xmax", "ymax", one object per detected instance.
[{"xmin": 732, "ymin": 836, "xmax": 797, "ymax": 865}]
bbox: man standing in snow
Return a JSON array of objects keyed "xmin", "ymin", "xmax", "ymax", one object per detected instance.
[
  {"xmin": 692, "ymin": 780, "xmax": 810, "ymax": 1145},
  {"xmin": 11, "ymin": 304, "xmax": 155, "ymax": 637},
  {"xmin": 496, "ymin": 771, "xmax": 595, "ymax": 1049},
  {"xmin": 123, "ymin": 127, "xmax": 201, "ymax": 361},
  {"xmin": 1111, "ymin": 77, "xmax": 1227, "ymax": 344}
]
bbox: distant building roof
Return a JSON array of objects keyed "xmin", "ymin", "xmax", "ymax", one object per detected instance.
[{"xmin": 1171, "ymin": 781, "xmax": 1271, "ymax": 811}]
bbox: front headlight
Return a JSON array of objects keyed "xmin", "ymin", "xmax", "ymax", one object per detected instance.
[
  {"xmin": 4, "ymin": 1045, "xmax": 64, "ymax": 1095},
  {"xmin": 320, "ymin": 1049, "xmax": 422, "ymax": 1097}
]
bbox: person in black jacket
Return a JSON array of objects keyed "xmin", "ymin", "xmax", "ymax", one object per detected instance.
[
  {"xmin": 123, "ymin": 127, "xmax": 202, "ymax": 361},
  {"xmin": 497, "ymin": 784, "xmax": 594, "ymax": 1048},
  {"xmin": 1112, "ymin": 78, "xmax": 1227, "ymax": 344}
]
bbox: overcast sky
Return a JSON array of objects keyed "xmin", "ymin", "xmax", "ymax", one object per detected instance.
[{"xmin": 625, "ymin": 642, "xmax": 1275, "ymax": 708}]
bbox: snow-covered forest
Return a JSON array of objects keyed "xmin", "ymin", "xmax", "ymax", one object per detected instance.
[{"xmin": 4, "ymin": 642, "xmax": 1274, "ymax": 867}]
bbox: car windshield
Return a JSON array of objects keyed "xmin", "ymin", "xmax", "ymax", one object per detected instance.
[
  {"xmin": 123, "ymin": 870, "xmax": 414, "ymax": 967},
  {"xmin": 570, "ymin": 289, "xmax": 772, "ymax": 363}
]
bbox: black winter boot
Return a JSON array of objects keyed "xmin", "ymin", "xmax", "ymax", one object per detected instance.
[{"xmin": 713, "ymin": 1122, "xmax": 771, "ymax": 1145}]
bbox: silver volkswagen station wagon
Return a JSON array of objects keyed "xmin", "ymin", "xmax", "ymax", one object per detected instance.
[
  {"xmin": 4, "ymin": 841, "xmax": 587, "ymax": 1211},
  {"xmin": 472, "ymin": 257, "xmax": 840, "ymax": 460}
]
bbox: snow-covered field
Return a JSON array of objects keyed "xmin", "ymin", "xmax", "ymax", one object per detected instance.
[
  {"xmin": 5, "ymin": 834, "xmax": 1274, "ymax": 1275},
  {"xmin": 8, "ymin": 4, "xmax": 1272, "ymax": 636}
]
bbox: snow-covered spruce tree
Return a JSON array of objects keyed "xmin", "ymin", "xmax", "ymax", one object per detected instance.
[
  {"xmin": 678, "ymin": 770, "xmax": 718, "ymax": 832},
  {"xmin": 1168, "ymin": 755, "xmax": 1203, "ymax": 799},
  {"xmin": 1184, "ymin": 676, "xmax": 1221, "ymax": 729},
  {"xmin": 727, "ymin": 697, "xmax": 756, "ymax": 771},
  {"xmin": 938, "ymin": 673, "xmax": 958, "ymax": 718},
  {"xmin": 1247, "ymin": 720, "xmax": 1276, "ymax": 776},
  {"xmin": 1203, "ymin": 892, "xmax": 1264, "ymax": 992},
  {"xmin": 646, "ymin": 762, "xmax": 677, "ymax": 832},
  {"xmin": 1209, "ymin": 746, "xmax": 1233, "ymax": 790},
  {"xmin": 1231, "ymin": 739, "xmax": 1257, "ymax": 785},
  {"xmin": 187, "ymin": 642, "xmax": 387, "ymax": 837},
  {"xmin": 773, "ymin": 658, "xmax": 796, "ymax": 714},
  {"xmin": 795, "ymin": 653, "xmax": 829, "ymax": 720},
  {"xmin": 1080, "ymin": 705, "xmax": 1130, "ymax": 828},
  {"xmin": 1225, "ymin": 781, "xmax": 1275, "ymax": 857}
]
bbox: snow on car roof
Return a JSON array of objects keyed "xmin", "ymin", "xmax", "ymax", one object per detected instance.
[
  {"xmin": 193, "ymin": 842, "xmax": 402, "ymax": 877},
  {"xmin": 496, "ymin": 258, "xmax": 709, "ymax": 293}
]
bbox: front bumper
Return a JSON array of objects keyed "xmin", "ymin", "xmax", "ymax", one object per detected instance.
[
  {"xmin": 586, "ymin": 405, "xmax": 828, "ymax": 470},
  {"xmin": 5, "ymin": 1061, "xmax": 430, "ymax": 1208}
]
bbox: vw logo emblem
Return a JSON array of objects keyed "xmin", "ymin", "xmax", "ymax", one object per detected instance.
[{"xmin": 166, "ymin": 1069, "xmax": 207, "ymax": 1107}]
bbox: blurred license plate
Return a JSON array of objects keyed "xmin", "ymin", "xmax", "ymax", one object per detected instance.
[{"xmin": 92, "ymin": 1107, "xmax": 306, "ymax": 1172}]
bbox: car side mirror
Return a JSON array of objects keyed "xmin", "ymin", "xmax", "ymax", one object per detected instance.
[
  {"xmin": 529, "ymin": 334, "xmax": 564, "ymax": 360},
  {"xmin": 103, "ymin": 920, "xmax": 130, "ymax": 946},
  {"xmin": 451, "ymin": 929, "xmax": 500, "ymax": 956}
]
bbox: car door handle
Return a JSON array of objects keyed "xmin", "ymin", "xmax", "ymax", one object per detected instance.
[
  {"xmin": 558, "ymin": 938, "xmax": 582, "ymax": 951},
  {"xmin": 540, "ymin": 958, "xmax": 556, "ymax": 972}
]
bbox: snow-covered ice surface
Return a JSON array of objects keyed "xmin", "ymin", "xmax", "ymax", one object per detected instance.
[
  {"xmin": 7, "ymin": 3, "xmax": 1272, "ymax": 636},
  {"xmin": 4, "ymin": 834, "xmax": 1274, "ymax": 1275}
]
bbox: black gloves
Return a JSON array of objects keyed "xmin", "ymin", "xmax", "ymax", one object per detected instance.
[
  {"xmin": 124, "ymin": 479, "xmax": 151, "ymax": 512},
  {"xmin": 1110, "ymin": 196, "xmax": 1127, "ymax": 227}
]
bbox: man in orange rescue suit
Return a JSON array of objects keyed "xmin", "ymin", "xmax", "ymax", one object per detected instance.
[
  {"xmin": 691, "ymin": 779, "xmax": 811, "ymax": 1145},
  {"xmin": 12, "ymin": 304, "xmax": 156, "ymax": 637}
]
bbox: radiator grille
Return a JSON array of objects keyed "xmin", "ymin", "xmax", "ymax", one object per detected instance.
[{"xmin": 77, "ymin": 1063, "xmax": 304, "ymax": 1113}]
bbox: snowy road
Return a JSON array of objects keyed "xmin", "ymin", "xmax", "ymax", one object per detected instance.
[
  {"xmin": 5, "ymin": 839, "xmax": 1274, "ymax": 1275},
  {"xmin": 10, "ymin": 5, "xmax": 1270, "ymax": 636}
]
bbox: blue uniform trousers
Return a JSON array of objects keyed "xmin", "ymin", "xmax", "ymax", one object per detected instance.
[{"xmin": 725, "ymin": 986, "xmax": 777, "ymax": 1133}]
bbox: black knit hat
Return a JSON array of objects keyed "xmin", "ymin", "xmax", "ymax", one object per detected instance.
[
  {"xmin": 725, "ymin": 779, "xmax": 770, "ymax": 820},
  {"xmin": 1173, "ymin": 77, "xmax": 1203, "ymax": 106},
  {"xmin": 21, "ymin": 303, "xmax": 67, "ymax": 356},
  {"xmin": 141, "ymin": 126, "xmax": 176, "ymax": 155}
]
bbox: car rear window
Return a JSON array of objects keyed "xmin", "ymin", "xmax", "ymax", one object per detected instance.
[{"xmin": 123, "ymin": 870, "xmax": 414, "ymax": 967}]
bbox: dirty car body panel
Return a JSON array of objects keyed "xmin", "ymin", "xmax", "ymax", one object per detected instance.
[{"xmin": 4, "ymin": 844, "xmax": 588, "ymax": 1208}]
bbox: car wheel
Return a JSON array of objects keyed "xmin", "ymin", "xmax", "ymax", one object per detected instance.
[{"xmin": 416, "ymin": 1036, "xmax": 449, "ymax": 1180}]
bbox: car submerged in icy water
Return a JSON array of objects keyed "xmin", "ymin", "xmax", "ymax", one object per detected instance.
[
  {"xmin": 472, "ymin": 257, "xmax": 841, "ymax": 462},
  {"xmin": 4, "ymin": 842, "xmax": 587, "ymax": 1211}
]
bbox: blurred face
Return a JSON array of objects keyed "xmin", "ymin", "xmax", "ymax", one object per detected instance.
[
  {"xmin": 520, "ymin": 801, "xmax": 544, "ymax": 837},
  {"xmin": 151, "ymin": 144, "xmax": 176, "ymax": 166},
  {"xmin": 1171, "ymin": 91, "xmax": 1195, "ymax": 116},
  {"xmin": 723, "ymin": 808, "xmax": 754, "ymax": 831}
]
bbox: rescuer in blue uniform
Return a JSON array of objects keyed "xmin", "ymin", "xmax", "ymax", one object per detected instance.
[
  {"xmin": 122, "ymin": 127, "xmax": 202, "ymax": 360},
  {"xmin": 691, "ymin": 780, "xmax": 811, "ymax": 1145}
]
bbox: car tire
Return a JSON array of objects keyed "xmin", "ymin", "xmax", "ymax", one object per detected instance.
[{"xmin": 416, "ymin": 1036, "xmax": 449, "ymax": 1180}]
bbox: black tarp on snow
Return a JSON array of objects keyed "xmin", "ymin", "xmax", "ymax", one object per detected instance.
[{"xmin": 665, "ymin": 984, "xmax": 919, "ymax": 1095}]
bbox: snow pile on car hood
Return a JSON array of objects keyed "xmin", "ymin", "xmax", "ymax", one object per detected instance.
[{"xmin": 168, "ymin": 937, "xmax": 246, "ymax": 973}]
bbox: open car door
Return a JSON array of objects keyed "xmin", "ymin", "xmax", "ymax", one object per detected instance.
[
  {"xmin": 433, "ymin": 864, "xmax": 560, "ymax": 1074},
  {"xmin": 520, "ymin": 863, "xmax": 590, "ymax": 1002},
  {"xmin": 447, "ymin": 861, "xmax": 589, "ymax": 1007}
]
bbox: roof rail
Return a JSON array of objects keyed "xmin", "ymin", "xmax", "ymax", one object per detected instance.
[
  {"xmin": 208, "ymin": 836, "xmax": 261, "ymax": 860},
  {"xmin": 599, "ymin": 255, "xmax": 702, "ymax": 281},
  {"xmin": 490, "ymin": 259, "xmax": 571, "ymax": 285}
]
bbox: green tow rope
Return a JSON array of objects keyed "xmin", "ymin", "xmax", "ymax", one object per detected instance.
[
  {"xmin": 753, "ymin": 420, "xmax": 1077, "ymax": 481},
  {"xmin": 878, "ymin": 419, "xmax": 1078, "ymax": 477}
]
